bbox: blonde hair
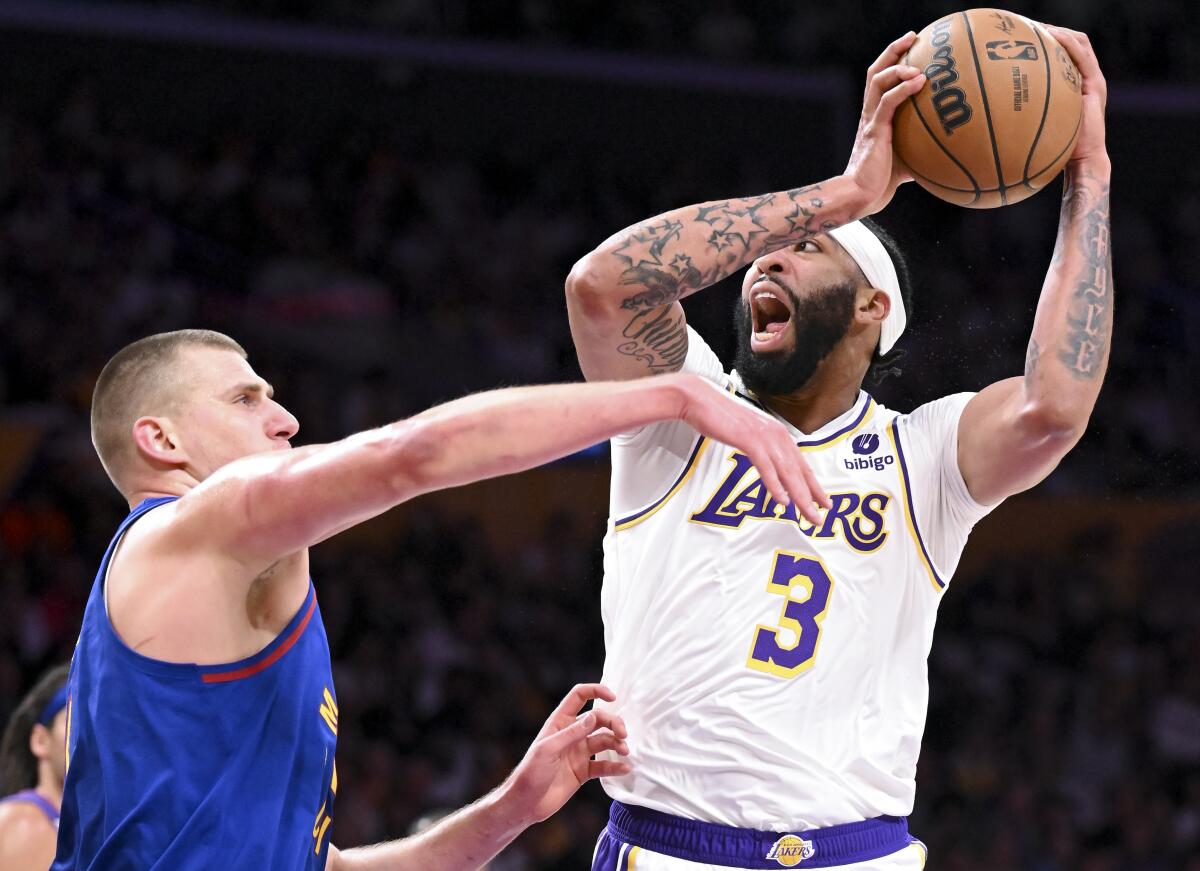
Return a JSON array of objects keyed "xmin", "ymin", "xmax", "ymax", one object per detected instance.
[{"xmin": 91, "ymin": 329, "xmax": 246, "ymax": 490}]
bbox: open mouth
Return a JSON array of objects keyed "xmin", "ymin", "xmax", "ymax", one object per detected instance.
[{"xmin": 749, "ymin": 280, "xmax": 794, "ymax": 349}]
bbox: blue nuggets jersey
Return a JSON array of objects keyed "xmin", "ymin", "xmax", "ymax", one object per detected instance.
[{"xmin": 54, "ymin": 497, "xmax": 338, "ymax": 871}]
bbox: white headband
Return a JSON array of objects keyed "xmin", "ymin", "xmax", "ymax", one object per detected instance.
[{"xmin": 826, "ymin": 222, "xmax": 905, "ymax": 354}]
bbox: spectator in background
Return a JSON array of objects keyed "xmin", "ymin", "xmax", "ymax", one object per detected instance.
[{"xmin": 0, "ymin": 663, "xmax": 69, "ymax": 870}]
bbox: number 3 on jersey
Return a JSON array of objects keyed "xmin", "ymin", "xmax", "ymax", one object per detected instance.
[{"xmin": 747, "ymin": 551, "xmax": 835, "ymax": 678}]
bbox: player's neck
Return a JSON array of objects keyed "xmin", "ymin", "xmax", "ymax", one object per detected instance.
[
  {"xmin": 761, "ymin": 353, "xmax": 868, "ymax": 435},
  {"xmin": 124, "ymin": 469, "xmax": 200, "ymax": 511},
  {"xmin": 35, "ymin": 766, "xmax": 62, "ymax": 810},
  {"xmin": 762, "ymin": 383, "xmax": 861, "ymax": 435}
]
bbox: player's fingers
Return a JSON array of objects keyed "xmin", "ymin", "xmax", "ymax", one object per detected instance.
[
  {"xmin": 589, "ymin": 709, "xmax": 628, "ymax": 740},
  {"xmin": 587, "ymin": 760, "xmax": 633, "ymax": 781},
  {"xmin": 804, "ymin": 462, "xmax": 832, "ymax": 511},
  {"xmin": 1044, "ymin": 25, "xmax": 1103, "ymax": 78},
  {"xmin": 753, "ymin": 453, "xmax": 791, "ymax": 508},
  {"xmin": 775, "ymin": 448, "xmax": 817, "ymax": 523},
  {"xmin": 1045, "ymin": 26, "xmax": 1106, "ymax": 106},
  {"xmin": 586, "ymin": 729, "xmax": 630, "ymax": 757},
  {"xmin": 872, "ymin": 73, "xmax": 926, "ymax": 127},
  {"xmin": 867, "ymin": 31, "xmax": 918, "ymax": 79},
  {"xmin": 550, "ymin": 683, "xmax": 614, "ymax": 720},
  {"xmin": 540, "ymin": 711, "xmax": 597, "ymax": 755},
  {"xmin": 863, "ymin": 64, "xmax": 924, "ymax": 116},
  {"xmin": 790, "ymin": 481, "xmax": 823, "ymax": 528},
  {"xmin": 778, "ymin": 459, "xmax": 822, "ymax": 527}
]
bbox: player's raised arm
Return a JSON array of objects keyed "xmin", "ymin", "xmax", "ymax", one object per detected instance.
[
  {"xmin": 564, "ymin": 32, "xmax": 925, "ymax": 383},
  {"xmin": 177, "ymin": 372, "xmax": 828, "ymax": 571},
  {"xmin": 957, "ymin": 26, "xmax": 1112, "ymax": 505}
]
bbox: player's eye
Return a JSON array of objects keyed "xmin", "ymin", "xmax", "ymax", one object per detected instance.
[
  {"xmin": 793, "ymin": 239, "xmax": 820, "ymax": 253},
  {"xmin": 235, "ymin": 395, "xmax": 252, "ymax": 405}
]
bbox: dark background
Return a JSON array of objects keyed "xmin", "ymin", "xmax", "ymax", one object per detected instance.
[{"xmin": 0, "ymin": 1, "xmax": 1198, "ymax": 868}]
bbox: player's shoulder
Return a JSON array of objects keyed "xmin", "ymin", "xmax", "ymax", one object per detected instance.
[
  {"xmin": 0, "ymin": 797, "xmax": 55, "ymax": 835},
  {"xmin": 0, "ymin": 800, "xmax": 56, "ymax": 866},
  {"xmin": 886, "ymin": 392, "xmax": 978, "ymax": 437}
]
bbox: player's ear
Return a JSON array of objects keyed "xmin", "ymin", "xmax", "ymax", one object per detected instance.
[
  {"xmin": 856, "ymin": 287, "xmax": 891, "ymax": 325},
  {"xmin": 132, "ymin": 415, "xmax": 190, "ymax": 468},
  {"xmin": 29, "ymin": 723, "xmax": 50, "ymax": 761}
]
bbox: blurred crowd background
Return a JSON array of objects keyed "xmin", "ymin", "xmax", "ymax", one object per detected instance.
[{"xmin": 1, "ymin": 1, "xmax": 1198, "ymax": 868}]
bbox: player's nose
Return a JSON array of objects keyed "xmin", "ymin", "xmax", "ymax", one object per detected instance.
[
  {"xmin": 268, "ymin": 402, "xmax": 300, "ymax": 442},
  {"xmin": 751, "ymin": 248, "xmax": 790, "ymax": 277}
]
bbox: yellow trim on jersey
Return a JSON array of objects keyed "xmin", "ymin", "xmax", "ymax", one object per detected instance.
[
  {"xmin": 614, "ymin": 437, "xmax": 710, "ymax": 532},
  {"xmin": 64, "ymin": 695, "xmax": 71, "ymax": 774},
  {"xmin": 885, "ymin": 423, "xmax": 944, "ymax": 593},
  {"xmin": 626, "ymin": 845, "xmax": 641, "ymax": 870},
  {"xmin": 745, "ymin": 549, "xmax": 836, "ymax": 678},
  {"xmin": 796, "ymin": 399, "xmax": 876, "ymax": 452}
]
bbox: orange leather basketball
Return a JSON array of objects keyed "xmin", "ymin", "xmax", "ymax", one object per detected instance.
[{"xmin": 893, "ymin": 9, "xmax": 1083, "ymax": 208}]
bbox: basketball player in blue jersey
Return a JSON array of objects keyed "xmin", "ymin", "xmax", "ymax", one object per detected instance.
[
  {"xmin": 55, "ymin": 327, "xmax": 824, "ymax": 871},
  {"xmin": 0, "ymin": 663, "xmax": 69, "ymax": 870},
  {"xmin": 567, "ymin": 26, "xmax": 1109, "ymax": 871}
]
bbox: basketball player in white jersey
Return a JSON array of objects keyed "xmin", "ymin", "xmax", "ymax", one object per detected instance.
[{"xmin": 566, "ymin": 26, "xmax": 1110, "ymax": 870}]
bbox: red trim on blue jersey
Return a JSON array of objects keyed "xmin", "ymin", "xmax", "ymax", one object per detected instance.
[{"xmin": 201, "ymin": 594, "xmax": 317, "ymax": 684}]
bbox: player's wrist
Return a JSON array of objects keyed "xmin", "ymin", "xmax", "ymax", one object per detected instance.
[
  {"xmin": 488, "ymin": 775, "xmax": 543, "ymax": 833},
  {"xmin": 830, "ymin": 173, "xmax": 877, "ymax": 222},
  {"xmin": 1066, "ymin": 153, "xmax": 1111, "ymax": 181}
]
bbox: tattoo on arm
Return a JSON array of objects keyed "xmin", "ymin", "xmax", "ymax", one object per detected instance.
[
  {"xmin": 614, "ymin": 184, "xmax": 837, "ymax": 312},
  {"xmin": 1024, "ymin": 337, "xmax": 1041, "ymax": 378},
  {"xmin": 1056, "ymin": 183, "xmax": 1112, "ymax": 380},
  {"xmin": 616, "ymin": 307, "xmax": 689, "ymax": 373}
]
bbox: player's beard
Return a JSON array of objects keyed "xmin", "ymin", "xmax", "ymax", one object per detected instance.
[{"xmin": 733, "ymin": 278, "xmax": 857, "ymax": 397}]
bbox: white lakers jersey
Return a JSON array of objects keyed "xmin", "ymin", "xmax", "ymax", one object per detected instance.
[{"xmin": 597, "ymin": 327, "xmax": 998, "ymax": 832}]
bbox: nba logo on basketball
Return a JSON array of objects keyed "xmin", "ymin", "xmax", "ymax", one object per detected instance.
[
  {"xmin": 852, "ymin": 433, "xmax": 880, "ymax": 455},
  {"xmin": 765, "ymin": 835, "xmax": 816, "ymax": 866}
]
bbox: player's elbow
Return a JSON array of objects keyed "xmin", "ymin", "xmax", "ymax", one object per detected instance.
[
  {"xmin": 379, "ymin": 418, "xmax": 447, "ymax": 499},
  {"xmin": 1017, "ymin": 399, "xmax": 1089, "ymax": 446},
  {"xmin": 565, "ymin": 255, "xmax": 623, "ymax": 323}
]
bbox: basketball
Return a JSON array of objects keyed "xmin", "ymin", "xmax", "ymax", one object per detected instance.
[{"xmin": 893, "ymin": 9, "xmax": 1083, "ymax": 208}]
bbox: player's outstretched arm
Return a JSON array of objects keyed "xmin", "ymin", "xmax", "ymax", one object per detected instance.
[
  {"xmin": 957, "ymin": 26, "xmax": 1111, "ymax": 505},
  {"xmin": 326, "ymin": 684, "xmax": 630, "ymax": 871},
  {"xmin": 565, "ymin": 33, "xmax": 925, "ymax": 383},
  {"xmin": 178, "ymin": 372, "xmax": 827, "ymax": 571}
]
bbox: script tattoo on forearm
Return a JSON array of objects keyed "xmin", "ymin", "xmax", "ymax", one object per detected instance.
[
  {"xmin": 616, "ymin": 306, "xmax": 689, "ymax": 372},
  {"xmin": 613, "ymin": 183, "xmax": 837, "ymax": 312},
  {"xmin": 1056, "ymin": 180, "xmax": 1112, "ymax": 380}
]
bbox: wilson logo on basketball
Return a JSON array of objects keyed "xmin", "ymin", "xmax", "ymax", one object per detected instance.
[
  {"xmin": 924, "ymin": 17, "xmax": 973, "ymax": 135},
  {"xmin": 765, "ymin": 835, "xmax": 816, "ymax": 867}
]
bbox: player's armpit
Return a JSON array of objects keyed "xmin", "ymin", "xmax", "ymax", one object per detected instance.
[{"xmin": 956, "ymin": 377, "xmax": 1086, "ymax": 505}]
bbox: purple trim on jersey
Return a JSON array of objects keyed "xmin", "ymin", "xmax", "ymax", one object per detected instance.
[
  {"xmin": 794, "ymin": 393, "xmax": 872, "ymax": 448},
  {"xmin": 0, "ymin": 789, "xmax": 59, "ymax": 826},
  {"xmin": 734, "ymin": 391, "xmax": 873, "ymax": 448},
  {"xmin": 614, "ymin": 435, "xmax": 706, "ymax": 528},
  {"xmin": 733, "ymin": 390, "xmax": 770, "ymax": 413},
  {"xmin": 603, "ymin": 802, "xmax": 913, "ymax": 869},
  {"xmin": 890, "ymin": 418, "xmax": 947, "ymax": 589}
]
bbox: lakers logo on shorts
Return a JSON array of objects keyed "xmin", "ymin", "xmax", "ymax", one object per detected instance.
[{"xmin": 764, "ymin": 835, "xmax": 816, "ymax": 867}]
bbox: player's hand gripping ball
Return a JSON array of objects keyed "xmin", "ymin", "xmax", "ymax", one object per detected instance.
[{"xmin": 892, "ymin": 8, "xmax": 1083, "ymax": 208}]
